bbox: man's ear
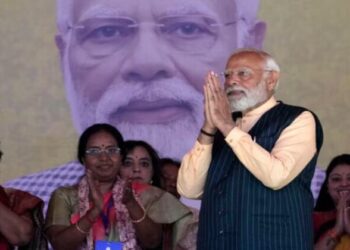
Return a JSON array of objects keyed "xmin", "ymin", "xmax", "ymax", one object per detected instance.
[
  {"xmin": 246, "ymin": 21, "xmax": 267, "ymax": 49},
  {"xmin": 266, "ymin": 71, "xmax": 280, "ymax": 91},
  {"xmin": 55, "ymin": 34, "xmax": 66, "ymax": 60}
]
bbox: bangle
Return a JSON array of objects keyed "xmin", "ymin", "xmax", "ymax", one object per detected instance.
[
  {"xmin": 327, "ymin": 228, "xmax": 340, "ymax": 242},
  {"xmin": 130, "ymin": 203, "xmax": 147, "ymax": 224},
  {"xmin": 200, "ymin": 129, "xmax": 215, "ymax": 137},
  {"xmin": 75, "ymin": 220, "xmax": 89, "ymax": 234}
]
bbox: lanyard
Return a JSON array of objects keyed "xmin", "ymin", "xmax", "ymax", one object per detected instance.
[{"xmin": 100, "ymin": 197, "xmax": 113, "ymax": 236}]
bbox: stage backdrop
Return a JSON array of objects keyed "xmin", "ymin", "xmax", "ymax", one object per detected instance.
[{"xmin": 0, "ymin": 0, "xmax": 349, "ymax": 182}]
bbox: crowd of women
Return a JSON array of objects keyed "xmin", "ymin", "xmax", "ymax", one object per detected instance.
[{"xmin": 1, "ymin": 123, "xmax": 349, "ymax": 250}]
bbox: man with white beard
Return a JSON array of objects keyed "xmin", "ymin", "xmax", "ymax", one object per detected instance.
[
  {"xmin": 5, "ymin": 0, "xmax": 266, "ymax": 210},
  {"xmin": 177, "ymin": 49, "xmax": 323, "ymax": 249}
]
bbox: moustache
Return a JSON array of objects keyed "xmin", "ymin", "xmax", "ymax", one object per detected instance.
[
  {"xmin": 225, "ymin": 86, "xmax": 247, "ymax": 95},
  {"xmin": 95, "ymin": 78, "xmax": 204, "ymax": 123}
]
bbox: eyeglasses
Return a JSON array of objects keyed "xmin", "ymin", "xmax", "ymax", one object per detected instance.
[
  {"xmin": 68, "ymin": 15, "xmax": 240, "ymax": 57},
  {"xmin": 85, "ymin": 146, "xmax": 121, "ymax": 157},
  {"xmin": 221, "ymin": 67, "xmax": 272, "ymax": 81}
]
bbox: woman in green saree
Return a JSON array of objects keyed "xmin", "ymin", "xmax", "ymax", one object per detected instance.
[{"xmin": 45, "ymin": 124, "xmax": 163, "ymax": 250}]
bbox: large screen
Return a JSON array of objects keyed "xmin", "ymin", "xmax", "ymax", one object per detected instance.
[{"xmin": 0, "ymin": 0, "xmax": 349, "ymax": 182}]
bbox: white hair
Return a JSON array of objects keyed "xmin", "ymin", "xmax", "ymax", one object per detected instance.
[
  {"xmin": 265, "ymin": 57, "xmax": 280, "ymax": 72},
  {"xmin": 262, "ymin": 52, "xmax": 280, "ymax": 89}
]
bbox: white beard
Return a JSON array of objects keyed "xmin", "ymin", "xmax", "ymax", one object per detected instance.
[
  {"xmin": 227, "ymin": 79, "xmax": 269, "ymax": 112},
  {"xmin": 116, "ymin": 116, "xmax": 200, "ymax": 159},
  {"xmin": 67, "ymin": 69, "xmax": 204, "ymax": 159}
]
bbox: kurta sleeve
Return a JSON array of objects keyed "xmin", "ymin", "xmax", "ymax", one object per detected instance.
[{"xmin": 177, "ymin": 141, "xmax": 213, "ymax": 199}]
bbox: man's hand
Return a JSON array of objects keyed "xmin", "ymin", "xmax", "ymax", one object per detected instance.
[
  {"xmin": 204, "ymin": 71, "xmax": 235, "ymax": 136},
  {"xmin": 202, "ymin": 72, "xmax": 216, "ymax": 134}
]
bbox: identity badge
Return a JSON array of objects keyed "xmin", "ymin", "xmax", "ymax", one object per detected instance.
[{"xmin": 95, "ymin": 240, "xmax": 123, "ymax": 250}]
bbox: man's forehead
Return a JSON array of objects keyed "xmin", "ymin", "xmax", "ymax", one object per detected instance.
[{"xmin": 226, "ymin": 52, "xmax": 265, "ymax": 68}]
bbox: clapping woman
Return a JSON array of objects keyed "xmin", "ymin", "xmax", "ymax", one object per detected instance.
[
  {"xmin": 314, "ymin": 154, "xmax": 350, "ymax": 250},
  {"xmin": 45, "ymin": 124, "xmax": 162, "ymax": 250},
  {"xmin": 0, "ymin": 148, "xmax": 47, "ymax": 250},
  {"xmin": 120, "ymin": 140, "xmax": 197, "ymax": 250}
]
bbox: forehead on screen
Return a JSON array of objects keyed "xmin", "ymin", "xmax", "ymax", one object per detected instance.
[
  {"xmin": 73, "ymin": 0, "xmax": 235, "ymax": 22},
  {"xmin": 56, "ymin": 0, "xmax": 260, "ymax": 32}
]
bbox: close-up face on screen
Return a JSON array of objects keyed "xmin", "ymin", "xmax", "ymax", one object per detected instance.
[{"xmin": 58, "ymin": 0, "xmax": 264, "ymax": 159}]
